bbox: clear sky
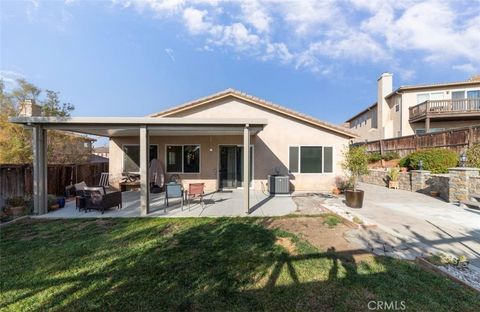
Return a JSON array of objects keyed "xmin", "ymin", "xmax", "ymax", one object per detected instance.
[{"xmin": 2, "ymin": 1, "xmax": 479, "ymax": 132}]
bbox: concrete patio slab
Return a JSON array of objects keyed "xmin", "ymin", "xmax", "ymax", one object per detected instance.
[
  {"xmin": 37, "ymin": 190, "xmax": 297, "ymax": 218},
  {"xmin": 323, "ymin": 183, "xmax": 480, "ymax": 266}
]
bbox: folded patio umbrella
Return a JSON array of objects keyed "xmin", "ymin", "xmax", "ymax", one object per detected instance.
[{"xmin": 149, "ymin": 158, "xmax": 165, "ymax": 188}]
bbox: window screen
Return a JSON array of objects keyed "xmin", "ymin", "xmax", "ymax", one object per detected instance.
[
  {"xmin": 289, "ymin": 146, "xmax": 299, "ymax": 173},
  {"xmin": 183, "ymin": 145, "xmax": 200, "ymax": 173},
  {"xmin": 452, "ymin": 91, "xmax": 465, "ymax": 99},
  {"xmin": 416, "ymin": 93, "xmax": 430, "ymax": 104},
  {"xmin": 166, "ymin": 145, "xmax": 183, "ymax": 172},
  {"xmin": 123, "ymin": 145, "xmax": 140, "ymax": 172},
  {"xmin": 123, "ymin": 145, "xmax": 158, "ymax": 172},
  {"xmin": 300, "ymin": 146, "xmax": 322, "ymax": 173},
  {"xmin": 323, "ymin": 147, "xmax": 333, "ymax": 173}
]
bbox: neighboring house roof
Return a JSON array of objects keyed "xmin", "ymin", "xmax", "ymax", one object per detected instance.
[
  {"xmin": 344, "ymin": 102, "xmax": 377, "ymax": 123},
  {"xmin": 385, "ymin": 78, "xmax": 480, "ymax": 99},
  {"xmin": 149, "ymin": 88, "xmax": 357, "ymax": 138},
  {"xmin": 94, "ymin": 147, "xmax": 109, "ymax": 153},
  {"xmin": 87, "ymin": 154, "xmax": 109, "ymax": 163},
  {"xmin": 63, "ymin": 131, "xmax": 97, "ymax": 142}
]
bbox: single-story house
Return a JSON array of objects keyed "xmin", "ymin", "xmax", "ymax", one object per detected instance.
[{"xmin": 10, "ymin": 89, "xmax": 356, "ymax": 215}]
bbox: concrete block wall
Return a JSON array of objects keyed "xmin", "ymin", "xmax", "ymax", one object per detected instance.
[{"xmin": 361, "ymin": 167, "xmax": 480, "ymax": 203}]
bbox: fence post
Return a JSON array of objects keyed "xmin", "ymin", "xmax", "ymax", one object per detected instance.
[
  {"xmin": 468, "ymin": 126, "xmax": 474, "ymax": 148},
  {"xmin": 379, "ymin": 140, "xmax": 384, "ymax": 156}
]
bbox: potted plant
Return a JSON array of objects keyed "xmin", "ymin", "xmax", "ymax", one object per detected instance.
[
  {"xmin": 388, "ymin": 167, "xmax": 400, "ymax": 189},
  {"xmin": 5, "ymin": 196, "xmax": 26, "ymax": 217},
  {"xmin": 48, "ymin": 194, "xmax": 60, "ymax": 211},
  {"xmin": 342, "ymin": 146, "xmax": 369, "ymax": 208},
  {"xmin": 57, "ymin": 196, "xmax": 66, "ymax": 208}
]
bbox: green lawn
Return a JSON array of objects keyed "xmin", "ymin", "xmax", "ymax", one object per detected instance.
[{"xmin": 1, "ymin": 218, "xmax": 479, "ymax": 311}]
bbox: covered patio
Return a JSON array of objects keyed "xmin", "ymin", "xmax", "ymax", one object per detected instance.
[
  {"xmin": 10, "ymin": 116, "xmax": 269, "ymax": 216},
  {"xmin": 37, "ymin": 189, "xmax": 297, "ymax": 218}
]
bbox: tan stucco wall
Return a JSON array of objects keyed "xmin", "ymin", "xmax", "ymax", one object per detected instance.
[
  {"xmin": 410, "ymin": 120, "xmax": 479, "ymax": 133},
  {"xmin": 348, "ymin": 107, "xmax": 381, "ymax": 142},
  {"xmin": 400, "ymin": 84, "xmax": 480, "ymax": 136},
  {"xmin": 109, "ymin": 97, "xmax": 351, "ymax": 192},
  {"xmin": 109, "ymin": 135, "xmax": 245, "ymax": 191},
  {"xmin": 350, "ymin": 83, "xmax": 480, "ymax": 140}
]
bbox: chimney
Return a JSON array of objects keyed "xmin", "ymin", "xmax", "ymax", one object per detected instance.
[
  {"xmin": 377, "ymin": 72, "xmax": 393, "ymax": 136},
  {"xmin": 18, "ymin": 99, "xmax": 42, "ymax": 117}
]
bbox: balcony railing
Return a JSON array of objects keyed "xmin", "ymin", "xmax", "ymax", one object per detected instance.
[{"xmin": 409, "ymin": 98, "xmax": 480, "ymax": 121}]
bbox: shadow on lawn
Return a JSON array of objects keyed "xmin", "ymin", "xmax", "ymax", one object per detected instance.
[{"xmin": 2, "ymin": 218, "xmax": 480, "ymax": 311}]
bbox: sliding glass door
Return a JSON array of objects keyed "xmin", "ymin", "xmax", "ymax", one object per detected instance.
[{"xmin": 219, "ymin": 145, "xmax": 253, "ymax": 189}]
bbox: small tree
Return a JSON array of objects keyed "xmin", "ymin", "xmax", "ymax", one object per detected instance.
[
  {"xmin": 0, "ymin": 78, "xmax": 88, "ymax": 164},
  {"xmin": 342, "ymin": 146, "xmax": 369, "ymax": 191},
  {"xmin": 467, "ymin": 144, "xmax": 480, "ymax": 168}
]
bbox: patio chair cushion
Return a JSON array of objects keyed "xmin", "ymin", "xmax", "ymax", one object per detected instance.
[
  {"xmin": 84, "ymin": 186, "xmax": 106, "ymax": 195},
  {"xmin": 74, "ymin": 181, "xmax": 88, "ymax": 191}
]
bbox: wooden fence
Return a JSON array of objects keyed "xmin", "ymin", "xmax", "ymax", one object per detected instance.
[
  {"xmin": 354, "ymin": 126, "xmax": 480, "ymax": 157},
  {"xmin": 0, "ymin": 163, "xmax": 108, "ymax": 199}
]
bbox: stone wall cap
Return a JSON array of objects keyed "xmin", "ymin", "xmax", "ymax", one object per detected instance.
[
  {"xmin": 411, "ymin": 170, "xmax": 431, "ymax": 173},
  {"xmin": 448, "ymin": 167, "xmax": 480, "ymax": 171}
]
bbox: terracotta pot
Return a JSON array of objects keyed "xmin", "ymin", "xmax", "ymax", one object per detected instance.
[
  {"xmin": 389, "ymin": 181, "xmax": 399, "ymax": 189},
  {"xmin": 345, "ymin": 190, "xmax": 364, "ymax": 208},
  {"xmin": 332, "ymin": 187, "xmax": 341, "ymax": 195},
  {"xmin": 5, "ymin": 206, "xmax": 25, "ymax": 217},
  {"xmin": 400, "ymin": 167, "xmax": 408, "ymax": 173}
]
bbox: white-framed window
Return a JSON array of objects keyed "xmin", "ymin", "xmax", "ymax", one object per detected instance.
[
  {"xmin": 467, "ymin": 90, "xmax": 480, "ymax": 98},
  {"xmin": 288, "ymin": 146, "xmax": 333, "ymax": 174},
  {"xmin": 123, "ymin": 144, "xmax": 158, "ymax": 172},
  {"xmin": 416, "ymin": 93, "xmax": 430, "ymax": 104},
  {"xmin": 166, "ymin": 145, "xmax": 200, "ymax": 173},
  {"xmin": 430, "ymin": 92, "xmax": 444, "ymax": 100},
  {"xmin": 452, "ymin": 91, "xmax": 465, "ymax": 99}
]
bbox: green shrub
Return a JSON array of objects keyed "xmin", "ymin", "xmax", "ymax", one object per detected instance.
[
  {"xmin": 6, "ymin": 196, "xmax": 25, "ymax": 207},
  {"xmin": 467, "ymin": 144, "xmax": 480, "ymax": 168},
  {"xmin": 398, "ymin": 157, "xmax": 409, "ymax": 168},
  {"xmin": 367, "ymin": 151, "xmax": 400, "ymax": 163},
  {"xmin": 400, "ymin": 148, "xmax": 458, "ymax": 173},
  {"xmin": 383, "ymin": 151, "xmax": 400, "ymax": 161},
  {"xmin": 367, "ymin": 152, "xmax": 382, "ymax": 163},
  {"xmin": 323, "ymin": 215, "xmax": 342, "ymax": 228},
  {"xmin": 47, "ymin": 194, "xmax": 58, "ymax": 207}
]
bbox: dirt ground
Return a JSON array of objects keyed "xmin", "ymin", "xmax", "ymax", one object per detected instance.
[
  {"xmin": 368, "ymin": 159, "xmax": 400, "ymax": 169},
  {"xmin": 265, "ymin": 216, "xmax": 373, "ymax": 263}
]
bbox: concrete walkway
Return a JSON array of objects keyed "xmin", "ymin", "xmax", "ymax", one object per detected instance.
[
  {"xmin": 38, "ymin": 190, "xmax": 297, "ymax": 218},
  {"xmin": 324, "ymin": 183, "xmax": 480, "ymax": 266}
]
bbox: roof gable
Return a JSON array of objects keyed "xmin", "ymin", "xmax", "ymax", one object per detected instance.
[{"xmin": 149, "ymin": 89, "xmax": 357, "ymax": 138}]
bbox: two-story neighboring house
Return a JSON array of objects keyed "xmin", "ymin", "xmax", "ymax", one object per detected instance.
[{"xmin": 345, "ymin": 73, "xmax": 480, "ymax": 141}]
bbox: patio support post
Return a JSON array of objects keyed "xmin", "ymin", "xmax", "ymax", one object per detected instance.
[
  {"xmin": 243, "ymin": 124, "xmax": 250, "ymax": 214},
  {"xmin": 33, "ymin": 125, "xmax": 48, "ymax": 215},
  {"xmin": 140, "ymin": 125, "xmax": 150, "ymax": 215},
  {"xmin": 425, "ymin": 117, "xmax": 430, "ymax": 133}
]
